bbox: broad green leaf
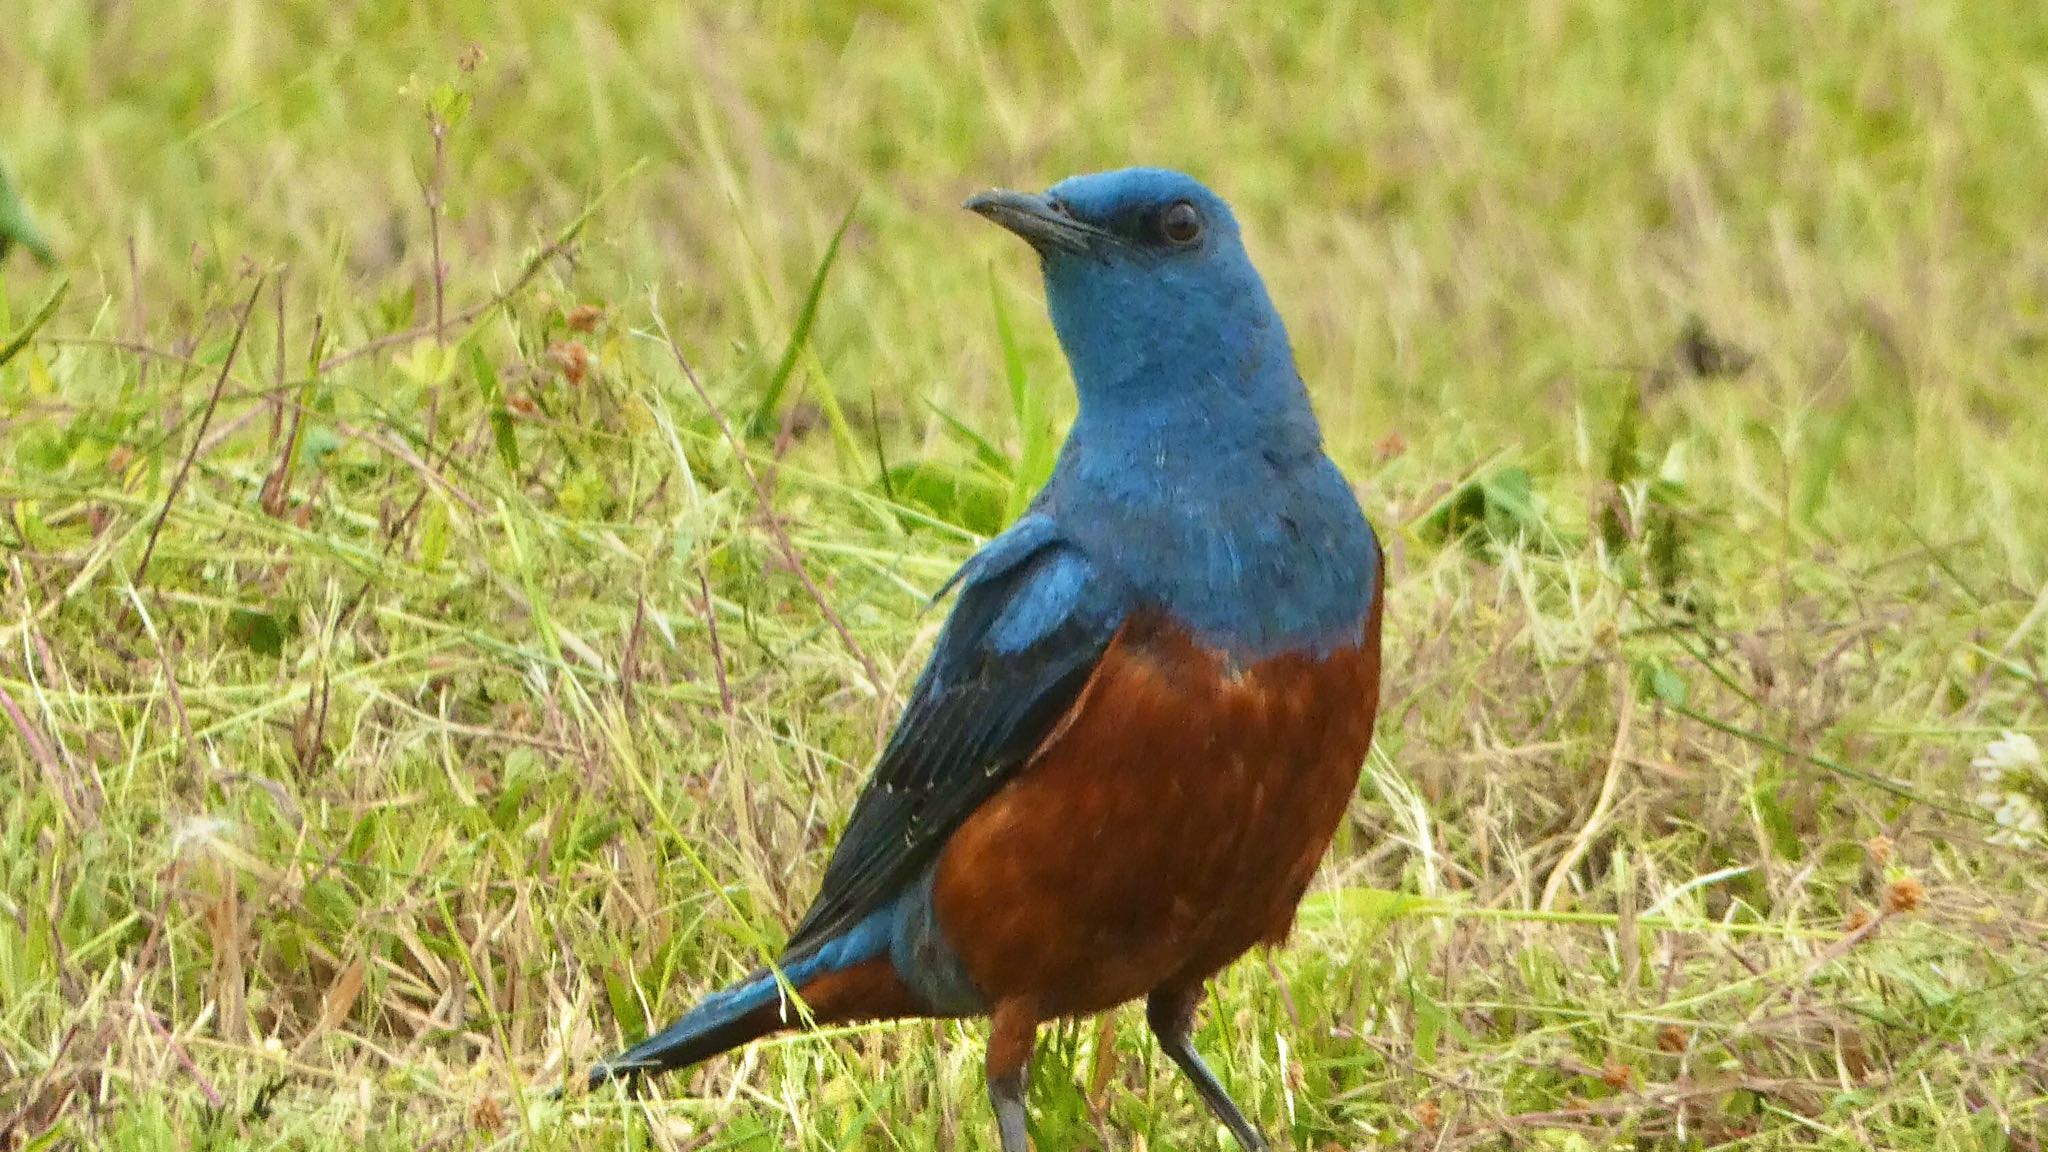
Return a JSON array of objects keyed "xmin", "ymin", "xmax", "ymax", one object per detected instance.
[
  {"xmin": 884, "ymin": 458, "xmax": 1009, "ymax": 536},
  {"xmin": 226, "ymin": 610, "xmax": 287, "ymax": 658},
  {"xmin": 469, "ymin": 340, "xmax": 521, "ymax": 473}
]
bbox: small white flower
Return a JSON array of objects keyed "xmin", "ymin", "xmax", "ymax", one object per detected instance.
[
  {"xmin": 169, "ymin": 816, "xmax": 238, "ymax": 859},
  {"xmin": 1972, "ymin": 731, "xmax": 2044, "ymax": 786},
  {"xmin": 1985, "ymin": 793, "xmax": 2042, "ymax": 848},
  {"xmin": 1971, "ymin": 731, "xmax": 2045, "ymax": 847},
  {"xmin": 1988, "ymin": 804, "xmax": 2043, "ymax": 847}
]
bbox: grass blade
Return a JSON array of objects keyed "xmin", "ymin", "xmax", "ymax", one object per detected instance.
[
  {"xmin": 0, "ymin": 277, "xmax": 67, "ymax": 369},
  {"xmin": 747, "ymin": 197, "xmax": 859, "ymax": 439}
]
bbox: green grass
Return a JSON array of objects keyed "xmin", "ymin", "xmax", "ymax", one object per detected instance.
[{"xmin": 5, "ymin": 2, "xmax": 2048, "ymax": 1148}]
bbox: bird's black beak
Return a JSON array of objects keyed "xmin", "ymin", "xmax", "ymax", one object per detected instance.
[{"xmin": 964, "ymin": 189, "xmax": 1111, "ymax": 256}]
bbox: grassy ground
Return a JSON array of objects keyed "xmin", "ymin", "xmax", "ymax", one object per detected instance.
[{"xmin": 4, "ymin": 2, "xmax": 2048, "ymax": 1148}]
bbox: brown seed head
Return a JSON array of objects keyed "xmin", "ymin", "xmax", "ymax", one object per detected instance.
[
  {"xmin": 547, "ymin": 341, "xmax": 591, "ymax": 384},
  {"xmin": 1883, "ymin": 875, "xmax": 1924, "ymax": 915},
  {"xmin": 468, "ymin": 1095, "xmax": 504, "ymax": 1133}
]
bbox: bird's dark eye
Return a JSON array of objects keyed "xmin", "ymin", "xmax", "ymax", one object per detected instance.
[{"xmin": 1159, "ymin": 200, "xmax": 1203, "ymax": 246}]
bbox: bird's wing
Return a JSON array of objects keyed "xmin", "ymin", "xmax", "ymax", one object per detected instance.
[{"xmin": 781, "ymin": 517, "xmax": 1126, "ymax": 962}]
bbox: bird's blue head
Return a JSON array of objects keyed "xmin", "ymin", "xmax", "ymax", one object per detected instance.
[{"xmin": 966, "ymin": 168, "xmax": 1308, "ymax": 431}]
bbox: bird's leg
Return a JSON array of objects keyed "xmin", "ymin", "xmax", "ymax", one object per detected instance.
[
  {"xmin": 986, "ymin": 998, "xmax": 1040, "ymax": 1152},
  {"xmin": 1146, "ymin": 984, "xmax": 1269, "ymax": 1152}
]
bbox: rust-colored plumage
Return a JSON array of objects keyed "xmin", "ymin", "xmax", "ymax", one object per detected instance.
[{"xmin": 934, "ymin": 585, "xmax": 1384, "ymax": 1083}]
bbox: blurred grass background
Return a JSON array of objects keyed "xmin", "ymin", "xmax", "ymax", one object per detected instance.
[{"xmin": 3, "ymin": 2, "xmax": 2047, "ymax": 1148}]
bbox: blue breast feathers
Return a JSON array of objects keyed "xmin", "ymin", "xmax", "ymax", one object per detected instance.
[{"xmin": 1029, "ymin": 429, "xmax": 1378, "ymax": 664}]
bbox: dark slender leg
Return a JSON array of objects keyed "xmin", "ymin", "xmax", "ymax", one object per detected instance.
[
  {"xmin": 989, "ymin": 1067, "xmax": 1031, "ymax": 1152},
  {"xmin": 1147, "ymin": 985, "xmax": 1269, "ymax": 1152},
  {"xmin": 986, "ymin": 998, "xmax": 1039, "ymax": 1152}
]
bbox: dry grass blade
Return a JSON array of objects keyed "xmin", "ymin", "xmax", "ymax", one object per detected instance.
[{"xmin": 128, "ymin": 276, "xmax": 265, "ymax": 593}]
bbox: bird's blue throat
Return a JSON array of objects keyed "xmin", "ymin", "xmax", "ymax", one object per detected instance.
[{"xmin": 1011, "ymin": 168, "xmax": 1379, "ymax": 662}]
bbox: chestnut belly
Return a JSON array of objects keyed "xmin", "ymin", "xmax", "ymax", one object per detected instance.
[{"xmin": 931, "ymin": 608, "xmax": 1383, "ymax": 1017}]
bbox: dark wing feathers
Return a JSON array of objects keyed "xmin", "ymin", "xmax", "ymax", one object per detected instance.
[{"xmin": 781, "ymin": 536, "xmax": 1123, "ymax": 962}]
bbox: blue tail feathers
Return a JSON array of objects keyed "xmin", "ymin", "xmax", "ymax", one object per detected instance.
[
  {"xmin": 587, "ymin": 903, "xmax": 898, "ymax": 1088},
  {"xmin": 587, "ymin": 969, "xmax": 780, "ymax": 1086}
]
